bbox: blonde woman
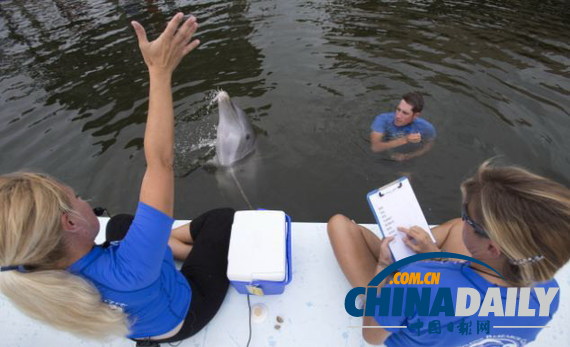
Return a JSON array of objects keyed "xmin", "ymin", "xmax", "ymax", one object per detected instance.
[
  {"xmin": 0, "ymin": 14, "xmax": 235, "ymax": 344},
  {"xmin": 328, "ymin": 162, "xmax": 570, "ymax": 346}
]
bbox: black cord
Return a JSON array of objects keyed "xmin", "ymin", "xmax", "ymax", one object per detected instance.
[
  {"xmin": 469, "ymin": 265, "xmax": 503, "ymax": 279},
  {"xmin": 246, "ymin": 294, "xmax": 252, "ymax": 347}
]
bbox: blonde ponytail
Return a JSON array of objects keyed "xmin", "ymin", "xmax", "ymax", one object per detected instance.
[
  {"xmin": 0, "ymin": 172, "xmax": 129, "ymax": 339},
  {"xmin": 1, "ymin": 270, "xmax": 128, "ymax": 338}
]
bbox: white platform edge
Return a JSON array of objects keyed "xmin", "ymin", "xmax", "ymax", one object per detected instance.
[{"xmin": 0, "ymin": 220, "xmax": 568, "ymax": 347}]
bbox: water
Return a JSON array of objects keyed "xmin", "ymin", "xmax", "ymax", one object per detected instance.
[{"xmin": 1, "ymin": 0, "xmax": 568, "ymax": 222}]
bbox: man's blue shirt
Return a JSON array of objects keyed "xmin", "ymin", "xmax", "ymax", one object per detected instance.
[
  {"xmin": 371, "ymin": 112, "xmax": 436, "ymax": 142},
  {"xmin": 69, "ymin": 202, "xmax": 191, "ymax": 338},
  {"xmin": 375, "ymin": 261, "xmax": 559, "ymax": 347}
]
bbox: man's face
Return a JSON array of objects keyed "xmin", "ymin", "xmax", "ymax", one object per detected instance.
[{"xmin": 394, "ymin": 99, "xmax": 419, "ymax": 127}]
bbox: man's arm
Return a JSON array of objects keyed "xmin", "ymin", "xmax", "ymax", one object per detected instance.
[
  {"xmin": 391, "ymin": 139, "xmax": 433, "ymax": 161},
  {"xmin": 370, "ymin": 131, "xmax": 408, "ymax": 153}
]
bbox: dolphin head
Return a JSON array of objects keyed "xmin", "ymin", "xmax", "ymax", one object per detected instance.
[
  {"xmin": 214, "ymin": 90, "xmax": 231, "ymax": 104},
  {"xmin": 214, "ymin": 90, "xmax": 256, "ymax": 167}
]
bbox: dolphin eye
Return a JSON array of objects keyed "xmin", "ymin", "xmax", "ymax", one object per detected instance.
[{"xmin": 246, "ymin": 134, "xmax": 251, "ymax": 140}]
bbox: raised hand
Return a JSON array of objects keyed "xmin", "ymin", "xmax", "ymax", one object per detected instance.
[{"xmin": 131, "ymin": 13, "xmax": 200, "ymax": 75}]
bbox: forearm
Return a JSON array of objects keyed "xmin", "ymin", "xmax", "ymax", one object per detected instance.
[
  {"xmin": 404, "ymin": 141, "xmax": 433, "ymax": 159},
  {"xmin": 134, "ymin": 14, "xmax": 198, "ymax": 216},
  {"xmin": 371, "ymin": 137, "xmax": 407, "ymax": 152},
  {"xmin": 145, "ymin": 71, "xmax": 174, "ymax": 168}
]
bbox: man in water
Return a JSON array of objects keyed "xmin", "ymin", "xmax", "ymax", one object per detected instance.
[{"xmin": 370, "ymin": 92, "xmax": 436, "ymax": 161}]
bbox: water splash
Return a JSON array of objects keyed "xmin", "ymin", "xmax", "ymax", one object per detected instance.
[{"xmin": 174, "ymin": 91, "xmax": 221, "ymax": 177}]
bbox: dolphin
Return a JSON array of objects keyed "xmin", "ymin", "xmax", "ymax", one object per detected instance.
[{"xmin": 214, "ymin": 90, "xmax": 256, "ymax": 167}]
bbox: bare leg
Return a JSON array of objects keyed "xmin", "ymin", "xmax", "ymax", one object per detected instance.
[
  {"xmin": 169, "ymin": 223, "xmax": 194, "ymax": 261},
  {"xmin": 328, "ymin": 215, "xmax": 469, "ymax": 346},
  {"xmin": 328, "ymin": 214, "xmax": 393, "ymax": 345},
  {"xmin": 327, "ymin": 214, "xmax": 384, "ymax": 288}
]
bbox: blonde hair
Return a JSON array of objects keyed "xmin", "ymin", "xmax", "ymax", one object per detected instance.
[
  {"xmin": 461, "ymin": 161, "xmax": 570, "ymax": 287},
  {"xmin": 0, "ymin": 172, "xmax": 129, "ymax": 338}
]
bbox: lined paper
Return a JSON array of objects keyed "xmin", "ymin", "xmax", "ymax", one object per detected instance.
[{"xmin": 367, "ymin": 177, "xmax": 435, "ymax": 261}]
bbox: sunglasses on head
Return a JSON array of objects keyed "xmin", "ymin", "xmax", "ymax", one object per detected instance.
[{"xmin": 461, "ymin": 203, "xmax": 489, "ymax": 238}]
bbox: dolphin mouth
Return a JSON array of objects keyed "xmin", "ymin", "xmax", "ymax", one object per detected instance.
[
  {"xmin": 214, "ymin": 90, "xmax": 230, "ymax": 103},
  {"xmin": 215, "ymin": 90, "xmax": 241, "ymax": 120}
]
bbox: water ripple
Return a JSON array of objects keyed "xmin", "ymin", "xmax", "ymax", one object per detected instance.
[{"xmin": 0, "ymin": 0, "xmax": 568, "ymax": 221}]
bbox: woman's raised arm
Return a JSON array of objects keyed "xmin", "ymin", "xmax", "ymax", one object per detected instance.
[{"xmin": 131, "ymin": 13, "xmax": 199, "ymax": 216}]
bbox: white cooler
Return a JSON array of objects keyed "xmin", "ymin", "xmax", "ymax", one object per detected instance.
[{"xmin": 227, "ymin": 210, "xmax": 292, "ymax": 295}]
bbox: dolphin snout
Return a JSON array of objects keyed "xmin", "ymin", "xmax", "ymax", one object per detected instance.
[{"xmin": 215, "ymin": 90, "xmax": 230, "ymax": 103}]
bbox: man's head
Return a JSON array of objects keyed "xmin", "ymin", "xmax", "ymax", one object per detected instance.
[{"xmin": 394, "ymin": 92, "xmax": 424, "ymax": 127}]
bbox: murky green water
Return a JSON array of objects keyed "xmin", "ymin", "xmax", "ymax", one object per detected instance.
[{"xmin": 1, "ymin": 0, "xmax": 569, "ymax": 222}]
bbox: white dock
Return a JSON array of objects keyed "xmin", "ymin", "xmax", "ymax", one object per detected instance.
[{"xmin": 1, "ymin": 221, "xmax": 569, "ymax": 346}]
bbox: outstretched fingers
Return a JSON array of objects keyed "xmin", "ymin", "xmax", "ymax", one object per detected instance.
[
  {"xmin": 162, "ymin": 12, "xmax": 185, "ymax": 38},
  {"xmin": 175, "ymin": 16, "xmax": 200, "ymax": 56},
  {"xmin": 174, "ymin": 15, "xmax": 198, "ymax": 44},
  {"xmin": 182, "ymin": 38, "xmax": 201, "ymax": 56},
  {"xmin": 133, "ymin": 13, "xmax": 201, "ymax": 73},
  {"xmin": 131, "ymin": 21, "xmax": 149, "ymax": 47}
]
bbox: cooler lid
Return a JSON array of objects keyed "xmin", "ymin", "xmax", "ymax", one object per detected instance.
[{"xmin": 227, "ymin": 210, "xmax": 287, "ymax": 282}]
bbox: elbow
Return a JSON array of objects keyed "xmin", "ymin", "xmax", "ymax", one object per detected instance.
[
  {"xmin": 148, "ymin": 155, "xmax": 174, "ymax": 171},
  {"xmin": 158, "ymin": 157, "xmax": 174, "ymax": 170},
  {"xmin": 144, "ymin": 142, "xmax": 174, "ymax": 169}
]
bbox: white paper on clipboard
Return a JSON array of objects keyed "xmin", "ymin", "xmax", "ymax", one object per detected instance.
[{"xmin": 366, "ymin": 177, "xmax": 435, "ymax": 261}]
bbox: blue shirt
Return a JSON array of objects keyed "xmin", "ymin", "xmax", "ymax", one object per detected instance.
[
  {"xmin": 371, "ymin": 112, "xmax": 436, "ymax": 142},
  {"xmin": 69, "ymin": 202, "xmax": 191, "ymax": 338},
  {"xmin": 375, "ymin": 261, "xmax": 559, "ymax": 347}
]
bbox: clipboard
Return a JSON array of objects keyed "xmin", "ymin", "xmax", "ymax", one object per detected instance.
[{"xmin": 366, "ymin": 177, "xmax": 435, "ymax": 261}]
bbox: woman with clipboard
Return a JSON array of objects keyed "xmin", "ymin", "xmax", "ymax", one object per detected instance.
[{"xmin": 327, "ymin": 161, "xmax": 570, "ymax": 347}]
